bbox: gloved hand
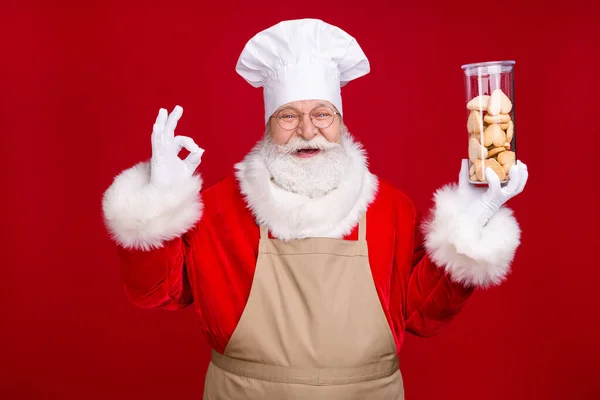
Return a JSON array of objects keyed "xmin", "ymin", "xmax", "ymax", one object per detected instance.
[
  {"xmin": 460, "ymin": 159, "xmax": 529, "ymax": 227},
  {"xmin": 150, "ymin": 105, "xmax": 204, "ymax": 188}
]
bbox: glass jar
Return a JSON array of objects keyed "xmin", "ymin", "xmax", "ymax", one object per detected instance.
[{"xmin": 462, "ymin": 60, "xmax": 517, "ymax": 185}]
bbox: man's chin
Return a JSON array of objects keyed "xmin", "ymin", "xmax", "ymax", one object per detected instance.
[
  {"xmin": 267, "ymin": 153, "xmax": 347, "ymax": 198},
  {"xmin": 258, "ymin": 133, "xmax": 350, "ymax": 197}
]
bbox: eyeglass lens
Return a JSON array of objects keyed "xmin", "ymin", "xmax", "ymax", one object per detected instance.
[{"xmin": 275, "ymin": 106, "xmax": 336, "ymax": 130}]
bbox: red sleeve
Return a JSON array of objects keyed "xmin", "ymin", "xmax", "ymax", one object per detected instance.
[
  {"xmin": 403, "ymin": 210, "xmax": 475, "ymax": 337},
  {"xmin": 101, "ymin": 160, "xmax": 204, "ymax": 311},
  {"xmin": 115, "ymin": 233, "xmax": 194, "ymax": 310}
]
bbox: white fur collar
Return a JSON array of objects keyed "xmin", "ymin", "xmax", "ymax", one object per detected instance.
[{"xmin": 234, "ymin": 135, "xmax": 378, "ymax": 240}]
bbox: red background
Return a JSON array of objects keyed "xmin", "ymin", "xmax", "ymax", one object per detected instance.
[{"xmin": 1, "ymin": 0, "xmax": 599, "ymax": 399}]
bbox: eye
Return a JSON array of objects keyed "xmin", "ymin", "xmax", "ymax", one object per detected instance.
[
  {"xmin": 277, "ymin": 108, "xmax": 300, "ymax": 120},
  {"xmin": 311, "ymin": 107, "xmax": 333, "ymax": 119}
]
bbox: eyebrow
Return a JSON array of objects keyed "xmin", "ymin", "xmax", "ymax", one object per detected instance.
[{"xmin": 278, "ymin": 102, "xmax": 330, "ymax": 112}]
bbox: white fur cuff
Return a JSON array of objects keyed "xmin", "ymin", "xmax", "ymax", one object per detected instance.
[
  {"xmin": 422, "ymin": 183, "xmax": 521, "ymax": 288},
  {"xmin": 101, "ymin": 161, "xmax": 203, "ymax": 251}
]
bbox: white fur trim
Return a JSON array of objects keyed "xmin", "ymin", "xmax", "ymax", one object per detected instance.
[
  {"xmin": 422, "ymin": 183, "xmax": 521, "ymax": 288},
  {"xmin": 234, "ymin": 135, "xmax": 378, "ymax": 240},
  {"xmin": 101, "ymin": 161, "xmax": 203, "ymax": 251}
]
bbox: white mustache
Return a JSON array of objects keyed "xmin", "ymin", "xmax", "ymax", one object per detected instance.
[{"xmin": 276, "ymin": 136, "xmax": 340, "ymax": 154}]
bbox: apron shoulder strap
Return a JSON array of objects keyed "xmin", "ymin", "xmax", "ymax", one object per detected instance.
[
  {"xmin": 358, "ymin": 213, "xmax": 367, "ymax": 242},
  {"xmin": 259, "ymin": 224, "xmax": 269, "ymax": 239}
]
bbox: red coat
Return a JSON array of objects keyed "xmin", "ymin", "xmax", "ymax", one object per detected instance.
[
  {"xmin": 103, "ymin": 151, "xmax": 521, "ymax": 356},
  {"xmin": 114, "ymin": 173, "xmax": 477, "ymax": 355}
]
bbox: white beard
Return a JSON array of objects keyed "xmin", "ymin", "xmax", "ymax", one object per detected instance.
[
  {"xmin": 258, "ymin": 130, "xmax": 350, "ymax": 198},
  {"xmin": 234, "ymin": 128, "xmax": 379, "ymax": 240}
]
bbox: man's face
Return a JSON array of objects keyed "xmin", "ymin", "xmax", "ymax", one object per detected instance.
[
  {"xmin": 258, "ymin": 99, "xmax": 348, "ymax": 198},
  {"xmin": 268, "ymin": 99, "xmax": 342, "ymax": 156}
]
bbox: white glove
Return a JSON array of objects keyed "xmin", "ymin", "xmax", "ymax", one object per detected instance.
[
  {"xmin": 150, "ymin": 105, "xmax": 204, "ymax": 188},
  {"xmin": 460, "ymin": 159, "xmax": 529, "ymax": 227}
]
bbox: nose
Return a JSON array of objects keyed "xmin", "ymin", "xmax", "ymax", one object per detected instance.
[{"xmin": 295, "ymin": 113, "xmax": 318, "ymax": 140}]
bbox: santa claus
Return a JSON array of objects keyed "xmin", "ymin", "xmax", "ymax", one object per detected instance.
[{"xmin": 101, "ymin": 18, "xmax": 528, "ymax": 400}]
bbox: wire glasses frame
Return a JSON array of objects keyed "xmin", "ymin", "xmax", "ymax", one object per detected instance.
[{"xmin": 270, "ymin": 105, "xmax": 341, "ymax": 130}]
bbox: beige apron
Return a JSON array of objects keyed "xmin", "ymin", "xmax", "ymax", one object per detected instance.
[{"xmin": 203, "ymin": 215, "xmax": 404, "ymax": 399}]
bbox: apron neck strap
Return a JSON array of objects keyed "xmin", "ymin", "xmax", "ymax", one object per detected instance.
[
  {"xmin": 358, "ymin": 213, "xmax": 367, "ymax": 242},
  {"xmin": 260, "ymin": 225, "xmax": 269, "ymax": 239},
  {"xmin": 260, "ymin": 215, "xmax": 367, "ymax": 241}
]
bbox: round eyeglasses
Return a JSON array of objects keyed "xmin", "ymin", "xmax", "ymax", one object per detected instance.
[{"xmin": 270, "ymin": 105, "xmax": 340, "ymax": 130}]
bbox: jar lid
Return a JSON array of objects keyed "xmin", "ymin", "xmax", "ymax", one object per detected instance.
[{"xmin": 461, "ymin": 60, "xmax": 515, "ymax": 76}]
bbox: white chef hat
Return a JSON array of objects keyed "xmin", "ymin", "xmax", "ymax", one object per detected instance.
[{"xmin": 235, "ymin": 18, "xmax": 370, "ymax": 125}]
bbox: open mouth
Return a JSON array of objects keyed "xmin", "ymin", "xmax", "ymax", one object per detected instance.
[{"xmin": 295, "ymin": 148, "xmax": 321, "ymax": 158}]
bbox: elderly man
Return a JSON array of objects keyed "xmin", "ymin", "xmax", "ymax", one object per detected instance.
[{"xmin": 102, "ymin": 18, "xmax": 528, "ymax": 400}]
